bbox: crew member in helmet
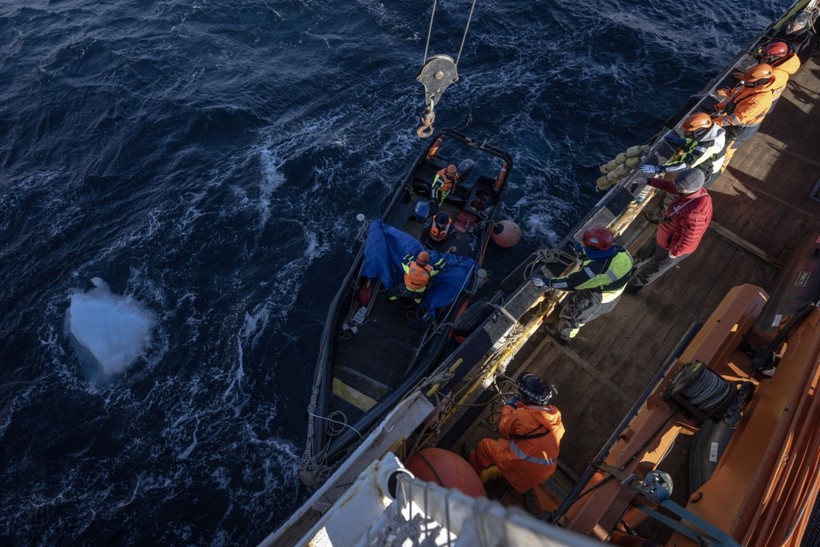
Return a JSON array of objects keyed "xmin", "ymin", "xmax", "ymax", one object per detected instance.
[
  {"xmin": 431, "ymin": 164, "xmax": 460, "ymax": 208},
  {"xmin": 751, "ymin": 41, "xmax": 802, "ymax": 111},
  {"xmin": 626, "ymin": 169, "xmax": 713, "ymax": 293},
  {"xmin": 640, "ymin": 113, "xmax": 726, "ymax": 186},
  {"xmin": 469, "ymin": 373, "xmax": 564, "ymax": 493},
  {"xmin": 756, "ymin": 41, "xmax": 801, "ymax": 77},
  {"xmin": 533, "ymin": 226, "xmax": 633, "ymax": 343},
  {"xmin": 711, "ymin": 63, "xmax": 776, "ymax": 167},
  {"xmin": 388, "ymin": 250, "xmax": 445, "ymax": 304},
  {"xmin": 422, "ymin": 211, "xmax": 454, "ymax": 246}
]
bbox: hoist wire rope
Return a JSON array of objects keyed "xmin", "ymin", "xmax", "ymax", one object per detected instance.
[
  {"xmin": 421, "ymin": 0, "xmax": 479, "ymax": 68},
  {"xmin": 455, "ymin": 0, "xmax": 478, "ymax": 66},
  {"xmin": 421, "ymin": 0, "xmax": 437, "ymax": 64}
]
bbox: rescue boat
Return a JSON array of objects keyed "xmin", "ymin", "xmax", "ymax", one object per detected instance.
[
  {"xmin": 303, "ymin": 129, "xmax": 514, "ymax": 473},
  {"xmin": 272, "ymin": 1, "xmax": 820, "ymax": 545}
]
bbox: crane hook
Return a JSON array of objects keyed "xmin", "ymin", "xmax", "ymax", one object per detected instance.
[
  {"xmin": 416, "ymin": 101, "xmax": 436, "ymax": 138},
  {"xmin": 415, "ymin": 54, "xmax": 458, "ymax": 138}
]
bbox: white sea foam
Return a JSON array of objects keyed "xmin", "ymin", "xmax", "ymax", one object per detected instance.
[
  {"xmin": 65, "ymin": 278, "xmax": 156, "ymax": 376},
  {"xmin": 258, "ymin": 147, "xmax": 287, "ymax": 225}
]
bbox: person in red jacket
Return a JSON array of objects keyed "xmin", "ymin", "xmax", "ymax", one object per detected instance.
[
  {"xmin": 469, "ymin": 373, "xmax": 565, "ymax": 493},
  {"xmin": 626, "ymin": 169, "xmax": 713, "ymax": 293}
]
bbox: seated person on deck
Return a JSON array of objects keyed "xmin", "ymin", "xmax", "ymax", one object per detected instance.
[
  {"xmin": 421, "ymin": 212, "xmax": 454, "ymax": 247},
  {"xmin": 431, "ymin": 164, "xmax": 460, "ymax": 208}
]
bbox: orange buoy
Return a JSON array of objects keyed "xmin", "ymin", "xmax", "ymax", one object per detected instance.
[
  {"xmin": 491, "ymin": 220, "xmax": 521, "ymax": 248},
  {"xmin": 405, "ymin": 448, "xmax": 486, "ymax": 498}
]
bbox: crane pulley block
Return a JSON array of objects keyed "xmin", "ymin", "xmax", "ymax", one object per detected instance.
[{"xmin": 417, "ymin": 54, "xmax": 459, "ymax": 111}]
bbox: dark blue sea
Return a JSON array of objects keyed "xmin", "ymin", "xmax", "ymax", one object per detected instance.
[{"xmin": 0, "ymin": 0, "xmax": 785, "ymax": 544}]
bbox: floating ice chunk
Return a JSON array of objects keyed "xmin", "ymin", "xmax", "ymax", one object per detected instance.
[{"xmin": 66, "ymin": 278, "xmax": 156, "ymax": 376}]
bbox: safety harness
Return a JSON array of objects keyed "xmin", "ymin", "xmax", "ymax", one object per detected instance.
[{"xmin": 508, "ymin": 409, "xmax": 557, "ymax": 467}]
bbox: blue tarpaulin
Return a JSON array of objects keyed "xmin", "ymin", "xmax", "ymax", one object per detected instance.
[{"xmin": 362, "ymin": 220, "xmax": 478, "ymax": 315}]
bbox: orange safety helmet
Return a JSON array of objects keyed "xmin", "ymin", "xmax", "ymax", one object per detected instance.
[
  {"xmin": 444, "ymin": 164, "xmax": 458, "ymax": 178},
  {"xmin": 416, "ymin": 251, "xmax": 430, "ymax": 265},
  {"xmin": 682, "ymin": 112, "xmax": 712, "ymax": 135},
  {"xmin": 761, "ymin": 41, "xmax": 788, "ymax": 62},
  {"xmin": 582, "ymin": 226, "xmax": 615, "ymax": 250},
  {"xmin": 741, "ymin": 63, "xmax": 774, "ymax": 85}
]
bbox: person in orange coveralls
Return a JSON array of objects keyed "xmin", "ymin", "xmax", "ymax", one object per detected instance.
[
  {"xmin": 711, "ymin": 63, "xmax": 776, "ymax": 166},
  {"xmin": 469, "ymin": 373, "xmax": 565, "ymax": 493}
]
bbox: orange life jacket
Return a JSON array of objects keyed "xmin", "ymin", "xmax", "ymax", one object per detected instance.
[
  {"xmin": 434, "ymin": 168, "xmax": 455, "ymax": 194},
  {"xmin": 428, "ymin": 219, "xmax": 452, "ymax": 242},
  {"xmin": 403, "ymin": 261, "xmax": 433, "ymax": 292}
]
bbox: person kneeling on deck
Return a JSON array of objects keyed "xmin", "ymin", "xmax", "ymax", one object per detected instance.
[
  {"xmin": 640, "ymin": 113, "xmax": 726, "ymax": 187},
  {"xmin": 469, "ymin": 373, "xmax": 564, "ymax": 493},
  {"xmin": 626, "ymin": 169, "xmax": 713, "ymax": 294},
  {"xmin": 422, "ymin": 212, "xmax": 454, "ymax": 246},
  {"xmin": 388, "ymin": 251, "xmax": 444, "ymax": 304},
  {"xmin": 532, "ymin": 226, "xmax": 633, "ymax": 344}
]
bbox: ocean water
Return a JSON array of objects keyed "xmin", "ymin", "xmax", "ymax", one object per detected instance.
[{"xmin": 0, "ymin": 0, "xmax": 784, "ymax": 544}]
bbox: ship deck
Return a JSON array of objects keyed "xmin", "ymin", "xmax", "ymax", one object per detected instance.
[{"xmin": 457, "ymin": 51, "xmax": 820, "ymax": 507}]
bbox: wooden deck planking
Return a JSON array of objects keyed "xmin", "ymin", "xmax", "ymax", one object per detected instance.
[
  {"xmin": 447, "ymin": 56, "xmax": 820, "ymax": 513},
  {"xmin": 460, "ymin": 54, "xmax": 820, "ymax": 490},
  {"xmin": 710, "ymin": 60, "xmax": 820, "ymax": 262}
]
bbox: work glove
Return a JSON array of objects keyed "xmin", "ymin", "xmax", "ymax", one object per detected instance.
[
  {"xmin": 506, "ymin": 397, "xmax": 520, "ymax": 407},
  {"xmin": 532, "ymin": 276, "xmax": 551, "ymax": 289},
  {"xmin": 640, "ymin": 164, "xmax": 663, "ymax": 175},
  {"xmin": 663, "ymin": 134, "xmax": 687, "ymax": 147}
]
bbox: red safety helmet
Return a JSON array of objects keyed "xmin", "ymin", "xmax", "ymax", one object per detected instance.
[
  {"xmin": 582, "ymin": 226, "xmax": 615, "ymax": 250},
  {"xmin": 761, "ymin": 41, "xmax": 788, "ymax": 62},
  {"xmin": 416, "ymin": 251, "xmax": 430, "ymax": 265},
  {"xmin": 682, "ymin": 112, "xmax": 712, "ymax": 136},
  {"xmin": 741, "ymin": 63, "xmax": 774, "ymax": 85},
  {"xmin": 444, "ymin": 164, "xmax": 458, "ymax": 178}
]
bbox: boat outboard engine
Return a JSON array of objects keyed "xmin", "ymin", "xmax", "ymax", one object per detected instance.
[{"xmin": 663, "ymin": 360, "xmax": 754, "ymax": 427}]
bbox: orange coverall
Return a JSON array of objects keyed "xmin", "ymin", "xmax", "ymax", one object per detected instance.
[
  {"xmin": 470, "ymin": 403, "xmax": 565, "ymax": 493},
  {"xmin": 768, "ymin": 54, "xmax": 801, "ymax": 100},
  {"xmin": 713, "ymin": 81, "xmax": 775, "ymax": 128},
  {"xmin": 772, "ymin": 52, "xmax": 801, "ymax": 75}
]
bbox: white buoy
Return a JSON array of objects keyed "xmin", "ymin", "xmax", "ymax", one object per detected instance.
[{"xmin": 491, "ymin": 220, "xmax": 521, "ymax": 248}]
